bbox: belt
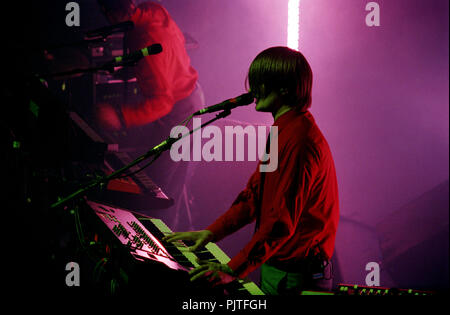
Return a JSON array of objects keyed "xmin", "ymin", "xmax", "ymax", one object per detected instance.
[
  {"xmin": 266, "ymin": 257, "xmax": 330, "ymax": 274},
  {"xmin": 265, "ymin": 258, "xmax": 310, "ymax": 273}
]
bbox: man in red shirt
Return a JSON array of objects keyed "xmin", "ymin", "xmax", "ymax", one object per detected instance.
[
  {"xmin": 96, "ymin": 0, "xmax": 205, "ymax": 230},
  {"xmin": 164, "ymin": 47, "xmax": 339, "ymax": 295},
  {"xmin": 97, "ymin": 0, "xmax": 202, "ymax": 129}
]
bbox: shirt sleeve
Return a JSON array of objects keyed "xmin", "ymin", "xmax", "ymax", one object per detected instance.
[
  {"xmin": 206, "ymin": 164, "xmax": 262, "ymax": 242},
  {"xmin": 226, "ymin": 142, "xmax": 319, "ymax": 278},
  {"xmin": 121, "ymin": 4, "xmax": 178, "ymax": 127},
  {"xmin": 121, "ymin": 51, "xmax": 175, "ymax": 127}
]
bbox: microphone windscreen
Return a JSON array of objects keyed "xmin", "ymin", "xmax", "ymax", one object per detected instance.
[
  {"xmin": 146, "ymin": 44, "xmax": 163, "ymax": 55},
  {"xmin": 236, "ymin": 92, "xmax": 255, "ymax": 105}
]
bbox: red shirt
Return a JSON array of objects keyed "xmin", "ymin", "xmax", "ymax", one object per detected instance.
[
  {"xmin": 207, "ymin": 110, "xmax": 339, "ymax": 278},
  {"xmin": 121, "ymin": 2, "xmax": 198, "ymax": 127}
]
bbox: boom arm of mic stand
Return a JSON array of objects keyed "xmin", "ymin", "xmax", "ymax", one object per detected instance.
[
  {"xmin": 39, "ymin": 62, "xmax": 116, "ymax": 80},
  {"xmin": 50, "ymin": 109, "xmax": 232, "ymax": 209},
  {"xmin": 45, "ymin": 37, "xmax": 106, "ymax": 51},
  {"xmin": 39, "ymin": 57, "xmax": 139, "ymax": 79}
]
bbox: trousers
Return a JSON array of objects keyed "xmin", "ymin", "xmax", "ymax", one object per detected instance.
[{"xmin": 260, "ymin": 259, "xmax": 333, "ymax": 295}]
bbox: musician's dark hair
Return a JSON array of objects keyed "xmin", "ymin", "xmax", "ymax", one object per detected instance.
[
  {"xmin": 246, "ymin": 46, "xmax": 313, "ymax": 111},
  {"xmin": 97, "ymin": 0, "xmax": 135, "ymax": 14}
]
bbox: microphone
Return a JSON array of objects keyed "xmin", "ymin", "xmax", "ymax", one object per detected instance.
[
  {"xmin": 193, "ymin": 92, "xmax": 254, "ymax": 116},
  {"xmin": 111, "ymin": 43, "xmax": 163, "ymax": 65},
  {"xmin": 85, "ymin": 21, "xmax": 134, "ymax": 39}
]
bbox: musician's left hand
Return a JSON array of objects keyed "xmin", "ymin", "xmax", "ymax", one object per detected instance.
[{"xmin": 189, "ymin": 261, "xmax": 236, "ymax": 286}]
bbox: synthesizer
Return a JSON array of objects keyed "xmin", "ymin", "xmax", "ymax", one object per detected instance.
[
  {"xmin": 86, "ymin": 200, "xmax": 265, "ymax": 295},
  {"xmin": 69, "ymin": 111, "xmax": 173, "ymax": 210}
]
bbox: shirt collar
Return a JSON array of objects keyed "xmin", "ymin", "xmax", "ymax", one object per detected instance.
[{"xmin": 273, "ymin": 109, "xmax": 309, "ymax": 129}]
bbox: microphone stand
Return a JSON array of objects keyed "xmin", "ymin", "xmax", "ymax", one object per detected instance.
[
  {"xmin": 39, "ymin": 58, "xmax": 135, "ymax": 79},
  {"xmin": 51, "ymin": 109, "xmax": 233, "ymax": 209},
  {"xmin": 44, "ymin": 36, "xmax": 107, "ymax": 51},
  {"xmin": 44, "ymin": 21, "xmax": 133, "ymax": 51}
]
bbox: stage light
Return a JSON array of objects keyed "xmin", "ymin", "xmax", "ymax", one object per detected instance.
[{"xmin": 287, "ymin": 0, "xmax": 300, "ymax": 50}]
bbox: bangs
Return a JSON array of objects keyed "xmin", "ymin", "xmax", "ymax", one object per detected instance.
[{"xmin": 246, "ymin": 46, "xmax": 313, "ymax": 109}]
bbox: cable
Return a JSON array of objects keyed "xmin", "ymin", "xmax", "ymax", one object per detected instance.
[
  {"xmin": 108, "ymin": 114, "xmax": 193, "ymax": 181},
  {"xmin": 73, "ymin": 205, "xmax": 86, "ymax": 248},
  {"xmin": 109, "ymin": 151, "xmax": 162, "ymax": 180}
]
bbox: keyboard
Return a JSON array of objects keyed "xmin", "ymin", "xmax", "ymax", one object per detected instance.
[{"xmin": 87, "ymin": 199, "xmax": 264, "ymax": 295}]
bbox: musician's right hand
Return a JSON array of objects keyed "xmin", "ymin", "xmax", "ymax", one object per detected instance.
[{"xmin": 162, "ymin": 230, "xmax": 214, "ymax": 252}]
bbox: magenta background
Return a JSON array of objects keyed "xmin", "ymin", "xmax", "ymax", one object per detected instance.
[
  {"xmin": 30, "ymin": 0, "xmax": 449, "ymax": 289},
  {"xmin": 159, "ymin": 0, "xmax": 449, "ymax": 289}
]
